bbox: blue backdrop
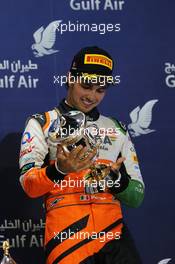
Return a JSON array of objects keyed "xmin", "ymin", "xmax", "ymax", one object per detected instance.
[{"xmin": 0, "ymin": 0, "xmax": 175, "ymax": 263}]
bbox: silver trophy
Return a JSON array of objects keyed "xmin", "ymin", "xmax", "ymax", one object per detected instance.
[
  {"xmin": 0, "ymin": 241, "xmax": 16, "ymax": 264},
  {"xmin": 48, "ymin": 108, "xmax": 101, "ymax": 155},
  {"xmin": 48, "ymin": 109, "xmax": 112, "ymax": 193}
]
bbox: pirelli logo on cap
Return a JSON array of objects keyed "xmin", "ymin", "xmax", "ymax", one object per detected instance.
[{"xmin": 84, "ymin": 54, "xmax": 113, "ymax": 70}]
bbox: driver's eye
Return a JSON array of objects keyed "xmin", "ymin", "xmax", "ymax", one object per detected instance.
[{"xmin": 80, "ymin": 83, "xmax": 92, "ymax": 89}]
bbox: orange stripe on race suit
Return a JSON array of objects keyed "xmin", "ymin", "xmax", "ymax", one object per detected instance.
[{"xmin": 45, "ymin": 206, "xmax": 123, "ymax": 264}]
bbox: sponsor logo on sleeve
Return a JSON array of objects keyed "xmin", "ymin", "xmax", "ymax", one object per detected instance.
[
  {"xmin": 22, "ymin": 132, "xmax": 34, "ymax": 145},
  {"xmin": 132, "ymin": 154, "xmax": 138, "ymax": 163},
  {"xmin": 20, "ymin": 145, "xmax": 35, "ymax": 158},
  {"xmin": 134, "ymin": 165, "xmax": 140, "ymax": 170},
  {"xmin": 130, "ymin": 145, "xmax": 136, "ymax": 152}
]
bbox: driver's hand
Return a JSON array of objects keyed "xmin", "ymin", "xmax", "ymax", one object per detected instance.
[{"xmin": 56, "ymin": 144, "xmax": 97, "ymax": 174}]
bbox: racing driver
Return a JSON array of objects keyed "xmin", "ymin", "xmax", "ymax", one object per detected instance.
[{"xmin": 19, "ymin": 46, "xmax": 145, "ymax": 264}]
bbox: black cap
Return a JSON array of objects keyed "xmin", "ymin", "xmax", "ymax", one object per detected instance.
[{"xmin": 70, "ymin": 46, "xmax": 114, "ymax": 77}]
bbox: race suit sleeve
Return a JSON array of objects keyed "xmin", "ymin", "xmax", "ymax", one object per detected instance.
[
  {"xmin": 115, "ymin": 131, "xmax": 145, "ymax": 208},
  {"xmin": 19, "ymin": 117, "xmax": 65, "ymax": 198}
]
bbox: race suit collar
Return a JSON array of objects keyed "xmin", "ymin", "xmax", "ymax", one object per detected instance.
[{"xmin": 57, "ymin": 99, "xmax": 100, "ymax": 121}]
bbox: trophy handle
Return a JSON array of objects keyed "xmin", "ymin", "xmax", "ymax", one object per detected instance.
[
  {"xmin": 1, "ymin": 241, "xmax": 17, "ymax": 264},
  {"xmin": 54, "ymin": 108, "xmax": 66, "ymax": 126},
  {"xmin": 2, "ymin": 241, "xmax": 9, "ymax": 256},
  {"xmin": 54, "ymin": 107, "xmax": 61, "ymax": 118}
]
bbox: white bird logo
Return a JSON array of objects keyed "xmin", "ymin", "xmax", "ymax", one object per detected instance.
[
  {"xmin": 31, "ymin": 20, "xmax": 62, "ymax": 57},
  {"xmin": 128, "ymin": 99, "xmax": 158, "ymax": 137},
  {"xmin": 158, "ymin": 258, "xmax": 172, "ymax": 264}
]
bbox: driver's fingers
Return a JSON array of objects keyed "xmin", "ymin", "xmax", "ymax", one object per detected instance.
[
  {"xmin": 79, "ymin": 147, "xmax": 97, "ymax": 162},
  {"xmin": 76, "ymin": 159, "xmax": 94, "ymax": 172},
  {"xmin": 111, "ymin": 157, "xmax": 126, "ymax": 171},
  {"xmin": 57, "ymin": 144, "xmax": 68, "ymax": 159},
  {"xmin": 69, "ymin": 145, "xmax": 84, "ymax": 159}
]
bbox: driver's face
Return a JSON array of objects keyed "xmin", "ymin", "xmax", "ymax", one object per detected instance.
[{"xmin": 66, "ymin": 81, "xmax": 107, "ymax": 113}]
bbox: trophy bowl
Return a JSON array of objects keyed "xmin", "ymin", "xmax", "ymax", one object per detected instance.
[{"xmin": 48, "ymin": 109, "xmax": 101, "ymax": 155}]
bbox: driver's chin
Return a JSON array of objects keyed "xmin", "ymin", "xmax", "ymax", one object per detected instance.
[
  {"xmin": 81, "ymin": 102, "xmax": 96, "ymax": 112},
  {"xmin": 73, "ymin": 99, "xmax": 97, "ymax": 112},
  {"xmin": 77, "ymin": 107, "xmax": 90, "ymax": 113},
  {"xmin": 77, "ymin": 104, "xmax": 94, "ymax": 113}
]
